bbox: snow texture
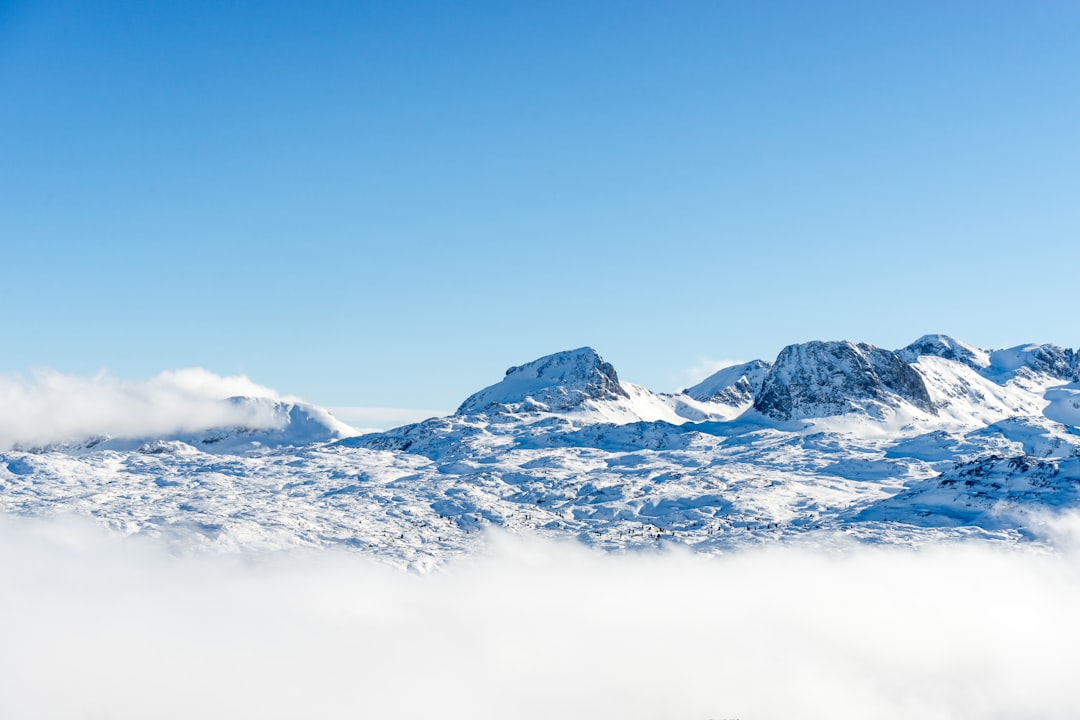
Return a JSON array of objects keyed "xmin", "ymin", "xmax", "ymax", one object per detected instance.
[{"xmin": 2, "ymin": 336, "xmax": 1080, "ymax": 568}]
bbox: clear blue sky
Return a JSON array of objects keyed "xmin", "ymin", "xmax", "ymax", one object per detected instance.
[{"xmin": 3, "ymin": 1, "xmax": 1078, "ymax": 410}]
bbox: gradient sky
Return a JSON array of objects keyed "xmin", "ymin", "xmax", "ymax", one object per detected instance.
[{"xmin": 3, "ymin": 1, "xmax": 1078, "ymax": 410}]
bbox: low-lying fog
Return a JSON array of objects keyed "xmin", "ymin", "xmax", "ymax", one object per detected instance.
[{"xmin": 2, "ymin": 515, "xmax": 1077, "ymax": 719}]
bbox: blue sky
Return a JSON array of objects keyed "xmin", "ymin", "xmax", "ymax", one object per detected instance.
[{"xmin": 2, "ymin": 1, "xmax": 1078, "ymax": 410}]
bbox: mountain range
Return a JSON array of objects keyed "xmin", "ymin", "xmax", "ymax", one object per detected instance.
[{"xmin": 2, "ymin": 334, "xmax": 1078, "ymax": 569}]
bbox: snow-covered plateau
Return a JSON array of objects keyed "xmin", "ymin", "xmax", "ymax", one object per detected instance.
[{"xmin": 3, "ymin": 334, "xmax": 1080, "ymax": 570}]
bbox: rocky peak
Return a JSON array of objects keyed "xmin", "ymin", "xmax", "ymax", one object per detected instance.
[
  {"xmin": 455, "ymin": 347, "xmax": 629, "ymax": 415},
  {"xmin": 754, "ymin": 341, "xmax": 936, "ymax": 421}
]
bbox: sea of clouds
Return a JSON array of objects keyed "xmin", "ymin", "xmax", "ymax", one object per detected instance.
[{"xmin": 2, "ymin": 515, "xmax": 1078, "ymax": 720}]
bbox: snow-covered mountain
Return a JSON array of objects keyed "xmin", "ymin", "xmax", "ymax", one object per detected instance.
[
  {"xmin": 898, "ymin": 333, "xmax": 991, "ymax": 370},
  {"xmin": 456, "ymin": 347, "xmax": 630, "ymax": 414},
  {"xmin": 684, "ymin": 359, "xmax": 770, "ymax": 408},
  {"xmin": 13, "ymin": 396, "xmax": 355, "ymax": 456},
  {"xmin": 2, "ymin": 335, "xmax": 1078, "ymax": 568},
  {"xmin": 753, "ymin": 341, "xmax": 935, "ymax": 420}
]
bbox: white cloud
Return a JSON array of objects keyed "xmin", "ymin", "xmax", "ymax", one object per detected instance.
[
  {"xmin": 0, "ymin": 368, "xmax": 287, "ymax": 450},
  {"xmin": 1, "ymin": 517, "xmax": 1077, "ymax": 720}
]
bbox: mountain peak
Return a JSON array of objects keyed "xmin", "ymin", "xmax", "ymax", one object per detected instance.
[
  {"xmin": 899, "ymin": 334, "xmax": 990, "ymax": 369},
  {"xmin": 684, "ymin": 360, "xmax": 771, "ymax": 406},
  {"xmin": 455, "ymin": 347, "xmax": 629, "ymax": 415},
  {"xmin": 754, "ymin": 340, "xmax": 935, "ymax": 421}
]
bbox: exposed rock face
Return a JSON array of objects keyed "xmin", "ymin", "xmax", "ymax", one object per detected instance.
[
  {"xmin": 456, "ymin": 347, "xmax": 629, "ymax": 415},
  {"xmin": 685, "ymin": 360, "xmax": 771, "ymax": 407},
  {"xmin": 753, "ymin": 341, "xmax": 936, "ymax": 421},
  {"xmin": 899, "ymin": 334, "xmax": 990, "ymax": 370}
]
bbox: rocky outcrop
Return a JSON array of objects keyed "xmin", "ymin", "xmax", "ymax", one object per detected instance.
[
  {"xmin": 455, "ymin": 347, "xmax": 629, "ymax": 415},
  {"xmin": 754, "ymin": 341, "xmax": 936, "ymax": 421}
]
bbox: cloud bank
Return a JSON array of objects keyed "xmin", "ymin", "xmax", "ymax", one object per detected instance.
[
  {"xmin": 0, "ymin": 368, "xmax": 288, "ymax": 450},
  {"xmin": 1, "ymin": 517, "xmax": 1077, "ymax": 720}
]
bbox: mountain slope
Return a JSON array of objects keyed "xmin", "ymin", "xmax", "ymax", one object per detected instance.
[
  {"xmin": 2, "ymin": 334, "xmax": 1079, "ymax": 567},
  {"xmin": 685, "ymin": 360, "xmax": 770, "ymax": 409}
]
